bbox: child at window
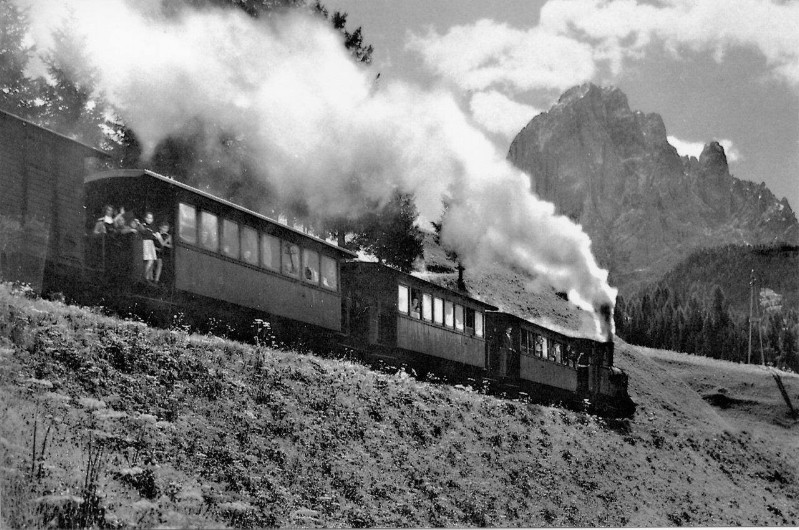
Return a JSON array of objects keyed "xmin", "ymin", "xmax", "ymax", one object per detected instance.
[
  {"xmin": 140, "ymin": 212, "xmax": 157, "ymax": 281},
  {"xmin": 153, "ymin": 222, "xmax": 172, "ymax": 283}
]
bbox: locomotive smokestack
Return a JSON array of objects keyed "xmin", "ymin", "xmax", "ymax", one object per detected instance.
[{"xmin": 597, "ymin": 302, "xmax": 614, "ymax": 342}]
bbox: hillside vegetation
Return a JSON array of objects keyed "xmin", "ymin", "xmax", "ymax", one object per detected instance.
[{"xmin": 1, "ymin": 284, "xmax": 799, "ymax": 528}]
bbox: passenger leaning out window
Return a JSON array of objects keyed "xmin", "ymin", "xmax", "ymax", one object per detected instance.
[
  {"xmin": 153, "ymin": 222, "xmax": 172, "ymax": 283},
  {"xmin": 140, "ymin": 212, "xmax": 158, "ymax": 282},
  {"xmin": 93, "ymin": 205, "xmax": 115, "ymax": 235}
]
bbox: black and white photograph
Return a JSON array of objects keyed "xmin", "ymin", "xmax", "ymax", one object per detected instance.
[{"xmin": 0, "ymin": 0, "xmax": 797, "ymax": 527}]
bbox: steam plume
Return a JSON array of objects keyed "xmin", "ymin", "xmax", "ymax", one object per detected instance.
[{"xmin": 24, "ymin": 0, "xmax": 617, "ymax": 336}]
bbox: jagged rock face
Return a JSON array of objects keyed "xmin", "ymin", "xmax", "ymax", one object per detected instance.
[{"xmin": 508, "ymin": 83, "xmax": 799, "ymax": 293}]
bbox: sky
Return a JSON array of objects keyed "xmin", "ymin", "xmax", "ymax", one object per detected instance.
[{"xmin": 323, "ymin": 0, "xmax": 799, "ymax": 210}]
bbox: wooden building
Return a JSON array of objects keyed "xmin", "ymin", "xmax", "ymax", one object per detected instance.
[{"xmin": 0, "ymin": 110, "xmax": 107, "ymax": 291}]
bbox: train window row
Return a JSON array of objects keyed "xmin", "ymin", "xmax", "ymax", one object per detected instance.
[
  {"xmin": 519, "ymin": 329, "xmax": 575, "ymax": 365},
  {"xmin": 178, "ymin": 203, "xmax": 337, "ymax": 291},
  {"xmin": 397, "ymin": 284, "xmax": 484, "ymax": 337}
]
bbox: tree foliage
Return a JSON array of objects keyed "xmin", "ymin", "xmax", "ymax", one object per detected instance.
[
  {"xmin": 0, "ymin": 0, "xmax": 37, "ymax": 117},
  {"xmin": 616, "ymin": 279, "xmax": 799, "ymax": 371},
  {"xmin": 350, "ymin": 192, "xmax": 424, "ymax": 273}
]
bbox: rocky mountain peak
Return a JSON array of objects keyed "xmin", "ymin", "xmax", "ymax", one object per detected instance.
[
  {"xmin": 508, "ymin": 84, "xmax": 799, "ymax": 293},
  {"xmin": 699, "ymin": 141, "xmax": 729, "ymax": 178}
]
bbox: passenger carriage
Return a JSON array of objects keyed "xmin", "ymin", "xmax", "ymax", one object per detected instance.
[
  {"xmin": 83, "ymin": 169, "xmax": 356, "ymax": 335},
  {"xmin": 340, "ymin": 261, "xmax": 497, "ymax": 377},
  {"xmin": 485, "ymin": 311, "xmax": 631, "ymax": 408}
]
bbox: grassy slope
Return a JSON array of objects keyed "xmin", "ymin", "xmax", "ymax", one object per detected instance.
[{"xmin": 1, "ymin": 284, "xmax": 799, "ymax": 528}]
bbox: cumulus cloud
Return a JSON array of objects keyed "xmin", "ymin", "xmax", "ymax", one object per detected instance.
[
  {"xmin": 405, "ymin": 19, "xmax": 596, "ymax": 93},
  {"xmin": 542, "ymin": 0, "xmax": 799, "ymax": 86},
  {"xmin": 407, "ymin": 0, "xmax": 799, "ymax": 93},
  {"xmin": 19, "ymin": 0, "xmax": 617, "ymax": 333},
  {"xmin": 469, "ymin": 90, "xmax": 541, "ymax": 138},
  {"xmin": 668, "ymin": 135, "xmax": 742, "ymax": 162}
]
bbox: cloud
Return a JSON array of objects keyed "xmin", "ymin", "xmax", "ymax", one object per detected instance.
[
  {"xmin": 540, "ymin": 0, "xmax": 799, "ymax": 86},
  {"xmin": 406, "ymin": 0, "xmax": 799, "ymax": 93},
  {"xmin": 405, "ymin": 19, "xmax": 596, "ymax": 93},
  {"xmin": 668, "ymin": 135, "xmax": 742, "ymax": 162},
  {"xmin": 469, "ymin": 90, "xmax": 541, "ymax": 138}
]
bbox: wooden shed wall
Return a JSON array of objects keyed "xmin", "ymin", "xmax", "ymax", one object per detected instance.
[{"xmin": 0, "ymin": 112, "xmax": 95, "ymax": 268}]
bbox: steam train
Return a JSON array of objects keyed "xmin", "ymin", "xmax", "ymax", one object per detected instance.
[{"xmin": 0, "ymin": 109, "xmax": 633, "ymax": 414}]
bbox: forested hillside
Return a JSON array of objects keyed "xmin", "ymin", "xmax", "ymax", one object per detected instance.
[{"xmin": 616, "ymin": 244, "xmax": 799, "ymax": 369}]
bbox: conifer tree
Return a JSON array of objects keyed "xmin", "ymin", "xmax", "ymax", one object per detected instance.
[
  {"xmin": 0, "ymin": 0, "xmax": 36, "ymax": 117},
  {"xmin": 37, "ymin": 13, "xmax": 106, "ymax": 146},
  {"xmin": 352, "ymin": 192, "xmax": 424, "ymax": 272}
]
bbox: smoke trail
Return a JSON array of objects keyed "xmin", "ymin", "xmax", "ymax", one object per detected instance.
[{"xmin": 24, "ymin": 0, "xmax": 617, "ymax": 336}]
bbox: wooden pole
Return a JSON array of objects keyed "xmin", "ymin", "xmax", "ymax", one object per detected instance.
[{"xmin": 748, "ymin": 269, "xmax": 754, "ymax": 364}]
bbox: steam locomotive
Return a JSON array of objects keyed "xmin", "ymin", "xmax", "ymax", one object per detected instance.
[{"xmin": 0, "ymin": 109, "xmax": 633, "ymax": 414}]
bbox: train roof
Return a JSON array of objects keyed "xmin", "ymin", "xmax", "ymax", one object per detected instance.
[
  {"xmin": 343, "ymin": 260, "xmax": 498, "ymax": 311},
  {"xmin": 486, "ymin": 310, "xmax": 605, "ymax": 342},
  {"xmin": 0, "ymin": 109, "xmax": 109, "ymax": 157},
  {"xmin": 85, "ymin": 168, "xmax": 357, "ymax": 258}
]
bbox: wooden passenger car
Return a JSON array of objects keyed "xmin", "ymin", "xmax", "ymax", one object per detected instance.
[
  {"xmin": 0, "ymin": 110, "xmax": 107, "ymax": 292},
  {"xmin": 340, "ymin": 261, "xmax": 497, "ymax": 373},
  {"xmin": 84, "ymin": 169, "xmax": 355, "ymax": 333},
  {"xmin": 485, "ymin": 311, "xmax": 628, "ymax": 404}
]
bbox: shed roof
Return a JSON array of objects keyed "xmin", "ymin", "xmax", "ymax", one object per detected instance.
[{"xmin": 0, "ymin": 109, "xmax": 109, "ymax": 157}]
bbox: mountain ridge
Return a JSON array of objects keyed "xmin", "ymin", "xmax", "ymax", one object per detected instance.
[{"xmin": 508, "ymin": 83, "xmax": 799, "ymax": 294}]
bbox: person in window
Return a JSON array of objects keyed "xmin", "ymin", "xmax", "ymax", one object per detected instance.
[
  {"xmin": 284, "ymin": 243, "xmax": 299, "ymax": 274},
  {"xmin": 140, "ymin": 212, "xmax": 158, "ymax": 282},
  {"xmin": 93, "ymin": 205, "xmax": 115, "ymax": 235},
  {"xmin": 500, "ymin": 326, "xmax": 514, "ymax": 376},
  {"xmin": 410, "ymin": 296, "xmax": 421, "ymax": 318},
  {"xmin": 153, "ymin": 221, "xmax": 172, "ymax": 283},
  {"xmin": 118, "ymin": 215, "xmax": 140, "ymax": 235},
  {"xmin": 113, "ymin": 207, "xmax": 129, "ymax": 232}
]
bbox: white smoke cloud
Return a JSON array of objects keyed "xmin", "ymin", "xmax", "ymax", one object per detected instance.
[
  {"xmin": 469, "ymin": 90, "xmax": 541, "ymax": 138},
  {"xmin": 668, "ymin": 135, "xmax": 742, "ymax": 163},
  {"xmin": 21, "ymin": 0, "xmax": 617, "ymax": 333}
]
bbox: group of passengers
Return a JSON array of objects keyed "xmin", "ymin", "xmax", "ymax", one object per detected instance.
[{"xmin": 92, "ymin": 205, "xmax": 172, "ymax": 283}]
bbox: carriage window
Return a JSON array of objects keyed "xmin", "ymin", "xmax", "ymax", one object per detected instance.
[
  {"xmin": 199, "ymin": 212, "xmax": 218, "ymax": 251},
  {"xmin": 455, "ymin": 304, "xmax": 464, "ymax": 331},
  {"xmin": 282, "ymin": 242, "xmax": 300, "ymax": 277},
  {"xmin": 221, "ymin": 219, "xmax": 239, "ymax": 259},
  {"xmin": 398, "ymin": 285, "xmax": 409, "ymax": 314},
  {"xmin": 241, "ymin": 226, "xmax": 258, "ymax": 265},
  {"xmin": 444, "ymin": 300, "xmax": 454, "ymax": 327},
  {"xmin": 465, "ymin": 308, "xmax": 475, "ymax": 335},
  {"xmin": 433, "ymin": 297, "xmax": 444, "ymax": 325},
  {"xmin": 302, "ymin": 248, "xmax": 320, "ymax": 284},
  {"xmin": 261, "ymin": 234, "xmax": 281, "ymax": 271},
  {"xmin": 475, "ymin": 311, "xmax": 484, "ymax": 337},
  {"xmin": 410, "ymin": 289, "xmax": 421, "ymax": 319},
  {"xmin": 535, "ymin": 335, "xmax": 544, "ymax": 358},
  {"xmin": 178, "ymin": 203, "xmax": 196, "ymax": 244},
  {"xmin": 422, "ymin": 294, "xmax": 432, "ymax": 321},
  {"xmin": 320, "ymin": 256, "xmax": 338, "ymax": 291}
]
